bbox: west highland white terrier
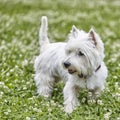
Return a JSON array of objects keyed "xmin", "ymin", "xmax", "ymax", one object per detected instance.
[{"xmin": 34, "ymin": 16, "xmax": 108, "ymax": 113}]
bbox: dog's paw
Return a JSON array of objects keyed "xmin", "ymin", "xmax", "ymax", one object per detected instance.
[
  {"xmin": 64, "ymin": 104, "xmax": 75, "ymax": 114},
  {"xmin": 64, "ymin": 102, "xmax": 80, "ymax": 114},
  {"xmin": 37, "ymin": 88, "xmax": 52, "ymax": 98}
]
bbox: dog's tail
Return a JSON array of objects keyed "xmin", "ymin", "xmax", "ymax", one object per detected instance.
[{"xmin": 39, "ymin": 16, "xmax": 49, "ymax": 53}]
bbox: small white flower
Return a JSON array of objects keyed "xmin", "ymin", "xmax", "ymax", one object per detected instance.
[
  {"xmin": 6, "ymin": 72, "xmax": 10, "ymax": 77},
  {"xmin": 81, "ymin": 97, "xmax": 86, "ymax": 103},
  {"xmin": 104, "ymin": 112, "xmax": 112, "ymax": 120},
  {"xmin": 26, "ymin": 82, "xmax": 30, "ymax": 85},
  {"xmin": 19, "ymin": 54, "xmax": 22, "ymax": 58},
  {"xmin": 15, "ymin": 65, "xmax": 18, "ymax": 69},
  {"xmin": 97, "ymin": 100, "xmax": 103, "ymax": 105},
  {"xmin": 58, "ymin": 104, "xmax": 62, "ymax": 108},
  {"xmin": 50, "ymin": 100, "xmax": 56, "ymax": 106},
  {"xmin": 33, "ymin": 107, "xmax": 38, "ymax": 112},
  {"xmin": 88, "ymin": 92, "xmax": 92, "ymax": 97},
  {"xmin": 7, "ymin": 109, "xmax": 11, "ymax": 113},
  {"xmin": 117, "ymin": 117, "xmax": 120, "ymax": 120},
  {"xmin": 116, "ymin": 93, "xmax": 120, "ymax": 97},
  {"xmin": 4, "ymin": 112, "xmax": 9, "ymax": 115},
  {"xmin": 0, "ymin": 82, "xmax": 4, "ymax": 85},
  {"xmin": 26, "ymin": 117, "xmax": 31, "ymax": 120},
  {"xmin": 50, "ymin": 100, "xmax": 55, "ymax": 104},
  {"xmin": 10, "ymin": 69, "xmax": 14, "ymax": 73},
  {"xmin": 87, "ymin": 99, "xmax": 96, "ymax": 104},
  {"xmin": 118, "ymin": 64, "xmax": 120, "ymax": 67},
  {"xmin": 22, "ymin": 59, "xmax": 28, "ymax": 67},
  {"xmin": 37, "ymin": 109, "xmax": 42, "ymax": 113},
  {"xmin": 113, "ymin": 76, "xmax": 118, "ymax": 79},
  {"xmin": 48, "ymin": 108, "xmax": 52, "ymax": 112},
  {"xmin": 114, "ymin": 82, "xmax": 119, "ymax": 88},
  {"xmin": 23, "ymin": 86, "xmax": 27, "ymax": 90}
]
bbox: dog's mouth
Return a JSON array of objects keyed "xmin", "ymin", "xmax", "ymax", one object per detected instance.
[
  {"xmin": 68, "ymin": 69, "xmax": 88, "ymax": 79},
  {"xmin": 68, "ymin": 69, "xmax": 76, "ymax": 74},
  {"xmin": 78, "ymin": 73, "xmax": 87, "ymax": 79}
]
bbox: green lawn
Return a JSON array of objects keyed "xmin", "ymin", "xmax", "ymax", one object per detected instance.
[{"xmin": 0, "ymin": 0, "xmax": 120, "ymax": 119}]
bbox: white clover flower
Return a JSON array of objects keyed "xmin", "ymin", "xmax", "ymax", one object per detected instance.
[
  {"xmin": 97, "ymin": 100, "xmax": 103, "ymax": 105},
  {"xmin": 10, "ymin": 69, "xmax": 14, "ymax": 73},
  {"xmin": 50, "ymin": 100, "xmax": 57, "ymax": 106},
  {"xmin": 0, "ymin": 92, "xmax": 3, "ymax": 99},
  {"xmin": 6, "ymin": 72, "xmax": 10, "ymax": 77},
  {"xmin": 50, "ymin": 100, "xmax": 55, "ymax": 104},
  {"xmin": 104, "ymin": 112, "xmax": 112, "ymax": 120},
  {"xmin": 118, "ymin": 88, "xmax": 120, "ymax": 91},
  {"xmin": 26, "ymin": 117, "xmax": 31, "ymax": 120},
  {"xmin": 15, "ymin": 74, "xmax": 18, "ymax": 77},
  {"xmin": 35, "ymin": 104, "xmax": 38, "ymax": 106},
  {"xmin": 7, "ymin": 109, "xmax": 11, "ymax": 113},
  {"xmin": 118, "ymin": 64, "xmax": 120, "ymax": 67},
  {"xmin": 115, "ymin": 82, "xmax": 119, "ymax": 86},
  {"xmin": 26, "ymin": 82, "xmax": 30, "ymax": 85},
  {"xmin": 88, "ymin": 92, "xmax": 92, "ymax": 97},
  {"xmin": 87, "ymin": 99, "xmax": 96, "ymax": 104},
  {"xmin": 58, "ymin": 104, "xmax": 62, "ymax": 108},
  {"xmin": 0, "ymin": 82, "xmax": 5, "ymax": 85},
  {"xmin": 115, "ymin": 93, "xmax": 120, "ymax": 97},
  {"xmin": 15, "ymin": 65, "xmax": 18, "ymax": 69},
  {"xmin": 37, "ymin": 109, "xmax": 42, "ymax": 113},
  {"xmin": 117, "ymin": 117, "xmax": 120, "ymax": 120},
  {"xmin": 113, "ymin": 93, "xmax": 120, "ymax": 98},
  {"xmin": 33, "ymin": 107, "xmax": 38, "ymax": 112},
  {"xmin": 23, "ymin": 86, "xmax": 27, "ymax": 90},
  {"xmin": 1, "ymin": 40, "xmax": 5, "ymax": 45},
  {"xmin": 54, "ymin": 88, "xmax": 58, "ymax": 91},
  {"xmin": 48, "ymin": 108, "xmax": 52, "ymax": 112},
  {"xmin": 19, "ymin": 54, "xmax": 22, "ymax": 58},
  {"xmin": 2, "ymin": 57, "xmax": 6, "ymax": 61},
  {"xmin": 81, "ymin": 97, "xmax": 86, "ymax": 103},
  {"xmin": 4, "ymin": 112, "xmax": 9, "ymax": 115},
  {"xmin": 106, "ymin": 87, "xmax": 110, "ymax": 92},
  {"xmin": 1, "ymin": 92, "xmax": 4, "ymax": 95},
  {"xmin": 46, "ymin": 102, "xmax": 50, "ymax": 107},
  {"xmin": 113, "ymin": 76, "xmax": 118, "ymax": 79},
  {"xmin": 4, "ymin": 99, "xmax": 7, "ymax": 103},
  {"xmin": 4, "ymin": 85, "xmax": 9, "ymax": 90},
  {"xmin": 22, "ymin": 59, "xmax": 28, "ymax": 67}
]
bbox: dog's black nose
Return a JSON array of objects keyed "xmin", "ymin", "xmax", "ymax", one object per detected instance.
[{"xmin": 64, "ymin": 62, "xmax": 71, "ymax": 68}]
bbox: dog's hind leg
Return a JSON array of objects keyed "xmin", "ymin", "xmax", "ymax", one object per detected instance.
[{"xmin": 34, "ymin": 73, "xmax": 54, "ymax": 97}]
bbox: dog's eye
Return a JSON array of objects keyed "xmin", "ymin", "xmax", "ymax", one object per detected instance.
[{"xmin": 78, "ymin": 51, "xmax": 84, "ymax": 56}]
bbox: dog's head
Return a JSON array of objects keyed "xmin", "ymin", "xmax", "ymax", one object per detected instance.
[{"xmin": 63, "ymin": 26, "xmax": 104, "ymax": 79}]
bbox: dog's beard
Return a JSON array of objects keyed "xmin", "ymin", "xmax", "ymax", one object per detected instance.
[{"xmin": 66, "ymin": 66, "xmax": 92, "ymax": 79}]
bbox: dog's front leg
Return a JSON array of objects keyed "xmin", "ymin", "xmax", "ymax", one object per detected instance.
[{"xmin": 63, "ymin": 81, "xmax": 80, "ymax": 113}]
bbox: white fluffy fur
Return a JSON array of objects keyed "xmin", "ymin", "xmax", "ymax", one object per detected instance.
[{"xmin": 34, "ymin": 16, "xmax": 108, "ymax": 113}]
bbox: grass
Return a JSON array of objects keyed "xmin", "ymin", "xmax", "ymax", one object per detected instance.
[{"xmin": 0, "ymin": 0, "xmax": 120, "ymax": 119}]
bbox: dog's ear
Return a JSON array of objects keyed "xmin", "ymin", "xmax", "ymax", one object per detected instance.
[
  {"xmin": 89, "ymin": 28, "xmax": 97, "ymax": 46},
  {"xmin": 70, "ymin": 25, "xmax": 78, "ymax": 38}
]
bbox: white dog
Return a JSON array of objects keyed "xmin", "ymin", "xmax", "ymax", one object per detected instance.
[{"xmin": 34, "ymin": 16, "xmax": 108, "ymax": 113}]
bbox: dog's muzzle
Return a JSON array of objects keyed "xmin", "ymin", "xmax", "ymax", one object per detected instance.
[
  {"xmin": 63, "ymin": 62, "xmax": 76, "ymax": 74},
  {"xmin": 68, "ymin": 69, "xmax": 76, "ymax": 74}
]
